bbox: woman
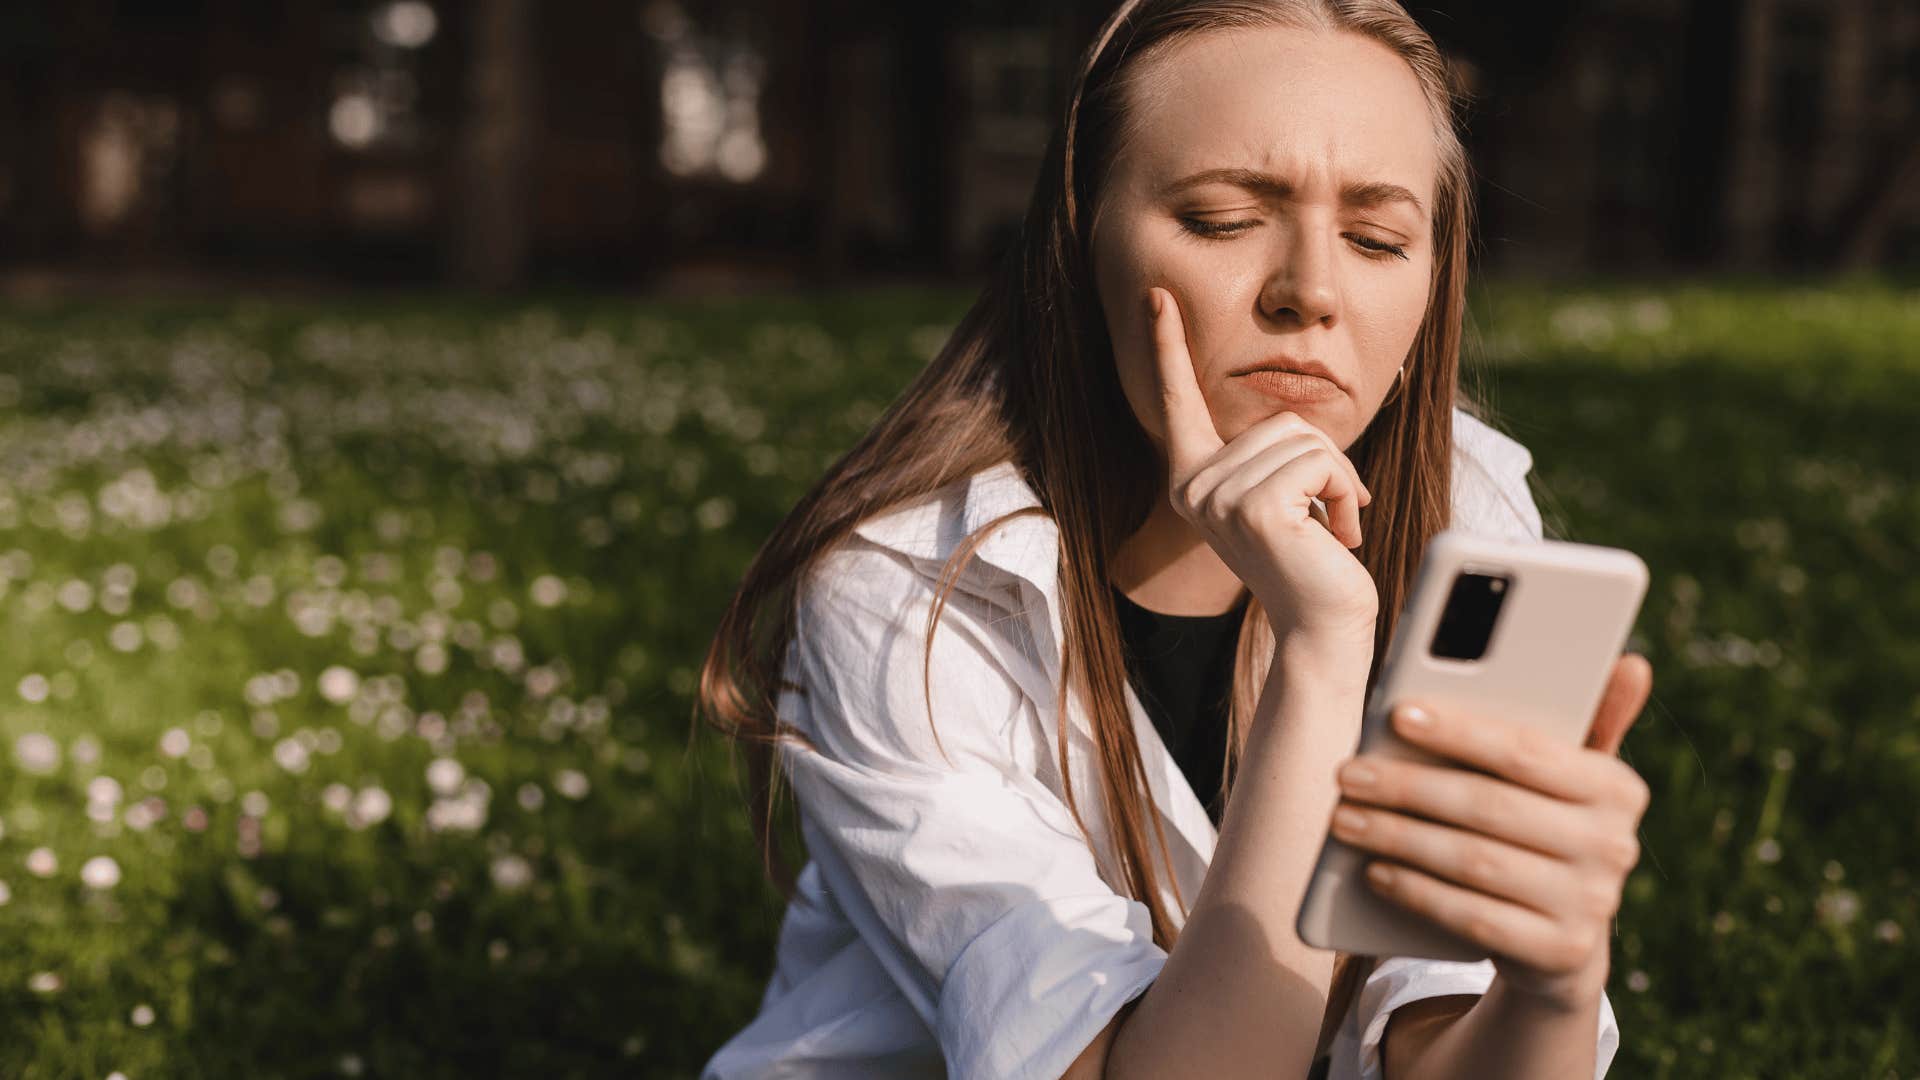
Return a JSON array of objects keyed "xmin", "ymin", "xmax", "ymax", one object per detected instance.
[{"xmin": 699, "ymin": 1, "xmax": 1654, "ymax": 1077}]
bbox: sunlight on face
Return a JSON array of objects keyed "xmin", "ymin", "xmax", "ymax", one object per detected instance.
[{"xmin": 1091, "ymin": 24, "xmax": 1441, "ymax": 453}]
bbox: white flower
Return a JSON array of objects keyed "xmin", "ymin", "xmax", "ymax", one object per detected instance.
[
  {"xmin": 0, "ymin": 879, "xmax": 11, "ymax": 905},
  {"xmin": 25, "ymin": 847, "xmax": 57, "ymax": 877},
  {"xmin": 57, "ymin": 579, "xmax": 94, "ymax": 612},
  {"xmin": 271, "ymin": 737, "xmax": 310, "ymax": 774},
  {"xmin": 529, "ymin": 574, "xmax": 567, "ymax": 608},
  {"xmin": 130, "ymin": 1003, "xmax": 155, "ymax": 1027},
  {"xmin": 425, "ymin": 779, "xmax": 489, "ymax": 833},
  {"xmin": 322, "ymin": 783, "xmax": 353, "ymax": 813},
  {"xmin": 426, "ymin": 798, "xmax": 486, "ymax": 833},
  {"xmin": 17, "ymin": 673, "xmax": 49, "ymax": 704},
  {"xmin": 80, "ymin": 855, "xmax": 122, "ymax": 890},
  {"xmin": 318, "ymin": 665, "xmax": 360, "ymax": 705},
  {"xmin": 241, "ymin": 791, "xmax": 270, "ymax": 817},
  {"xmin": 27, "ymin": 971, "xmax": 61, "ymax": 994},
  {"xmin": 348, "ymin": 786, "xmax": 393, "ymax": 829},
  {"xmin": 516, "ymin": 783, "xmax": 545, "ymax": 811},
  {"xmin": 124, "ymin": 797, "xmax": 166, "ymax": 831},
  {"xmin": 14, "ymin": 732, "xmax": 59, "ymax": 773},
  {"xmin": 525, "ymin": 666, "xmax": 560, "ymax": 698},
  {"xmin": 553, "ymin": 769, "xmax": 590, "ymax": 801},
  {"xmin": 86, "ymin": 776, "xmax": 124, "ymax": 823},
  {"xmin": 158, "ymin": 727, "xmax": 191, "ymax": 758},
  {"xmin": 1816, "ymin": 888, "xmax": 1861, "ymax": 928},
  {"xmin": 425, "ymin": 757, "xmax": 465, "ymax": 796},
  {"xmin": 489, "ymin": 854, "xmax": 533, "ymax": 892},
  {"xmin": 415, "ymin": 643, "xmax": 448, "ymax": 676},
  {"xmin": 107, "ymin": 620, "xmax": 144, "ymax": 652}
]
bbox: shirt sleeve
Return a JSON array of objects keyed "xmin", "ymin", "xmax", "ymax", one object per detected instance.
[
  {"xmin": 776, "ymin": 540, "xmax": 1166, "ymax": 1080},
  {"xmin": 1349, "ymin": 956, "xmax": 1621, "ymax": 1079}
]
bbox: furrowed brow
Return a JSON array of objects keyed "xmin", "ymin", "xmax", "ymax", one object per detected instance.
[
  {"xmin": 1342, "ymin": 179, "xmax": 1425, "ymax": 216},
  {"xmin": 1161, "ymin": 168, "xmax": 1425, "ymax": 217}
]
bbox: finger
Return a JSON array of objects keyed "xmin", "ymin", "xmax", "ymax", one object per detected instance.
[
  {"xmin": 1362, "ymin": 860, "xmax": 1583, "ymax": 973},
  {"xmin": 1387, "ymin": 701, "xmax": 1622, "ymax": 804},
  {"xmin": 1335, "ymin": 754, "xmax": 1615, "ymax": 865},
  {"xmin": 1207, "ymin": 436, "xmax": 1364, "ymax": 548},
  {"xmin": 1330, "ymin": 802, "xmax": 1600, "ymax": 921},
  {"xmin": 1188, "ymin": 408, "xmax": 1372, "ymax": 508},
  {"xmin": 1147, "ymin": 287, "xmax": 1224, "ymax": 479},
  {"xmin": 1583, "ymin": 653, "xmax": 1653, "ymax": 756},
  {"xmin": 1242, "ymin": 450, "xmax": 1367, "ymax": 548}
]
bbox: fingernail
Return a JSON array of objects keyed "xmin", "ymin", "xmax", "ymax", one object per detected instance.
[
  {"xmin": 1333, "ymin": 806, "xmax": 1368, "ymax": 833},
  {"xmin": 1339, "ymin": 760, "xmax": 1377, "ymax": 787},
  {"xmin": 1366, "ymin": 862, "xmax": 1395, "ymax": 886},
  {"xmin": 1395, "ymin": 705, "xmax": 1431, "ymax": 730}
]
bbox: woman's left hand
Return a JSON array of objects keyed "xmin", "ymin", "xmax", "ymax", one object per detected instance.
[{"xmin": 1327, "ymin": 653, "xmax": 1655, "ymax": 1011}]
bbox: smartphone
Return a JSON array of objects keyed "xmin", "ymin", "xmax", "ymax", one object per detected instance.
[{"xmin": 1294, "ymin": 528, "xmax": 1650, "ymax": 961}]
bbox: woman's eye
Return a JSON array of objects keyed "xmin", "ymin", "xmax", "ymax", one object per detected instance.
[
  {"xmin": 1178, "ymin": 217, "xmax": 1257, "ymax": 240},
  {"xmin": 1177, "ymin": 217, "xmax": 1410, "ymax": 261},
  {"xmin": 1345, "ymin": 233, "xmax": 1410, "ymax": 261}
]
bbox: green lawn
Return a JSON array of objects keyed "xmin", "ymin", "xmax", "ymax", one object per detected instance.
[{"xmin": 0, "ymin": 280, "xmax": 1913, "ymax": 1078}]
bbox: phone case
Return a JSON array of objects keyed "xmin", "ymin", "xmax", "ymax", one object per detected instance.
[{"xmin": 1295, "ymin": 528, "xmax": 1649, "ymax": 961}]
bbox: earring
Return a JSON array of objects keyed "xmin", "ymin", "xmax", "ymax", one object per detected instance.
[{"xmin": 1381, "ymin": 364, "xmax": 1408, "ymax": 407}]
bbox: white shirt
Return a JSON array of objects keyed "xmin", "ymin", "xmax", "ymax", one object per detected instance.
[{"xmin": 703, "ymin": 407, "xmax": 1619, "ymax": 1079}]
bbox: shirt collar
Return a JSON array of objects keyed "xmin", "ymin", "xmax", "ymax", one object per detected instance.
[{"xmin": 850, "ymin": 459, "xmax": 1219, "ymax": 913}]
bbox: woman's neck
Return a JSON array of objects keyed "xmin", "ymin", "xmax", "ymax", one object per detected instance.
[{"xmin": 1110, "ymin": 496, "xmax": 1247, "ymax": 617}]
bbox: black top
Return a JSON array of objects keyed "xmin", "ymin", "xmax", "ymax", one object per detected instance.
[{"xmin": 1108, "ymin": 581, "xmax": 1248, "ymax": 827}]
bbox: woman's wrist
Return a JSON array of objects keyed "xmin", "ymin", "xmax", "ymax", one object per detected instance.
[{"xmin": 1269, "ymin": 618, "xmax": 1376, "ymax": 687}]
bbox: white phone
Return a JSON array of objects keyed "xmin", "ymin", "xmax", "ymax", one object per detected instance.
[{"xmin": 1295, "ymin": 528, "xmax": 1650, "ymax": 961}]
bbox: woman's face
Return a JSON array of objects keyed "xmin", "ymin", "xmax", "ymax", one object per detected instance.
[{"xmin": 1091, "ymin": 25, "xmax": 1440, "ymax": 456}]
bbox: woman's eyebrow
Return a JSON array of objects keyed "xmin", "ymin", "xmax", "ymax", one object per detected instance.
[{"xmin": 1159, "ymin": 167, "xmax": 1425, "ymax": 216}]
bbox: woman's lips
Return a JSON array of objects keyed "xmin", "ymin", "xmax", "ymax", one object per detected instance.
[{"xmin": 1234, "ymin": 368, "xmax": 1346, "ymax": 402}]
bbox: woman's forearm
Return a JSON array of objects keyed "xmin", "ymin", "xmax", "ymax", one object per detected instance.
[
  {"xmin": 1397, "ymin": 973, "xmax": 1603, "ymax": 1080},
  {"xmin": 1104, "ymin": 640, "xmax": 1368, "ymax": 1080}
]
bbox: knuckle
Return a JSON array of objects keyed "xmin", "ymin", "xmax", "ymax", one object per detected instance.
[
  {"xmin": 1602, "ymin": 831, "xmax": 1641, "ymax": 873},
  {"xmin": 1580, "ymin": 925, "xmax": 1609, "ymax": 964},
  {"xmin": 1618, "ymin": 771, "xmax": 1652, "ymax": 814},
  {"xmin": 1583, "ymin": 877, "xmax": 1622, "ymax": 920},
  {"xmin": 1477, "ymin": 780, "xmax": 1525, "ymax": 833},
  {"xmin": 1197, "ymin": 487, "xmax": 1225, "ymax": 523},
  {"xmin": 1462, "ymin": 843, "xmax": 1503, "ymax": 887},
  {"xmin": 1172, "ymin": 480, "xmax": 1200, "ymax": 517},
  {"xmin": 1465, "ymin": 913, "xmax": 1503, "ymax": 950},
  {"xmin": 1502, "ymin": 734, "xmax": 1547, "ymax": 781},
  {"xmin": 1240, "ymin": 489, "xmax": 1283, "ymax": 530},
  {"xmin": 1554, "ymin": 936, "xmax": 1592, "ymax": 972},
  {"xmin": 1497, "ymin": 734, "xmax": 1543, "ymax": 776}
]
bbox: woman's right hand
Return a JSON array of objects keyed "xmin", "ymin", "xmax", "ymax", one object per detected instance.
[{"xmin": 1146, "ymin": 286, "xmax": 1380, "ymax": 662}]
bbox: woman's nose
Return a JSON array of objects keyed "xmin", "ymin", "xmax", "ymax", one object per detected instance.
[{"xmin": 1258, "ymin": 227, "xmax": 1339, "ymax": 327}]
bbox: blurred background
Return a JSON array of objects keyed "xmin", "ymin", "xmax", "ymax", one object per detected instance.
[
  {"xmin": 0, "ymin": 2, "xmax": 1915, "ymax": 1079},
  {"xmin": 4, "ymin": 0, "xmax": 1919, "ymax": 294}
]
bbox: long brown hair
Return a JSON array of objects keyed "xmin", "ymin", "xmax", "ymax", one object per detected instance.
[{"xmin": 698, "ymin": 0, "xmax": 1480, "ymax": 1058}]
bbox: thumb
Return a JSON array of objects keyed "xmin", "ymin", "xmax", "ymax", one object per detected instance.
[{"xmin": 1584, "ymin": 652, "xmax": 1653, "ymax": 756}]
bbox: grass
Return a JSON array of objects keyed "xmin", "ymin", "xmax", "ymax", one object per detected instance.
[{"xmin": 0, "ymin": 278, "xmax": 1913, "ymax": 1078}]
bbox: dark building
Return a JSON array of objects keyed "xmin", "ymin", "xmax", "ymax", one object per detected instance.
[{"xmin": 0, "ymin": 0, "xmax": 1914, "ymax": 290}]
